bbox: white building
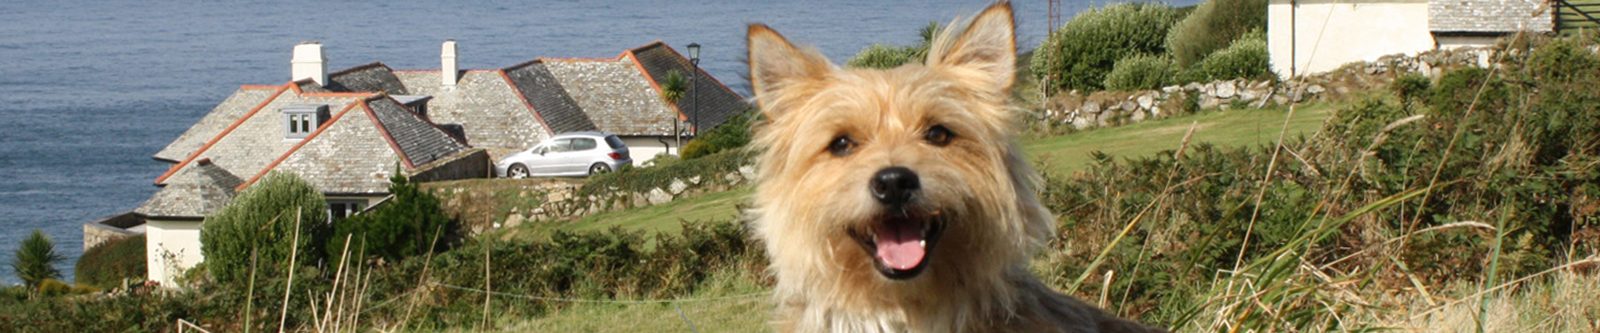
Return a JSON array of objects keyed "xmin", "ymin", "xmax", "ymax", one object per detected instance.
[{"xmin": 1268, "ymin": 0, "xmax": 1564, "ymax": 78}]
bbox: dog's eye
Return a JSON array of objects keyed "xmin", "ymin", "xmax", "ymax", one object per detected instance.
[
  {"xmin": 827, "ymin": 135, "xmax": 856, "ymax": 157},
  {"xmin": 924, "ymin": 125, "xmax": 954, "ymax": 146}
]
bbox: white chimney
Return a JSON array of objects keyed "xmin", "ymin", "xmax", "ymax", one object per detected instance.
[
  {"xmin": 441, "ymin": 40, "xmax": 459, "ymax": 87},
  {"xmin": 291, "ymin": 42, "xmax": 327, "ymax": 86}
]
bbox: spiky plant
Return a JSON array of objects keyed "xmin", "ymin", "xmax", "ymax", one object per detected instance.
[{"xmin": 12, "ymin": 229, "xmax": 63, "ymax": 289}]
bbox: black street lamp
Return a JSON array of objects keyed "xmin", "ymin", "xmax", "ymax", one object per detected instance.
[{"xmin": 687, "ymin": 43, "xmax": 701, "ymax": 137}]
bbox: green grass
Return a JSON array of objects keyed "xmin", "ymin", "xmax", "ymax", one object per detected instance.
[
  {"xmin": 455, "ymin": 268, "xmax": 773, "ymax": 333},
  {"xmin": 1024, "ymin": 102, "xmax": 1335, "ymax": 176},
  {"xmin": 496, "ymin": 187, "xmax": 752, "ymax": 245}
]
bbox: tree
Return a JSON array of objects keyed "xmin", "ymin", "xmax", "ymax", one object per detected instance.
[
  {"xmin": 200, "ymin": 172, "xmax": 329, "ymax": 286},
  {"xmin": 11, "ymin": 229, "xmax": 63, "ymax": 289},
  {"xmin": 326, "ymin": 171, "xmax": 455, "ymax": 262},
  {"xmin": 847, "ymin": 21, "xmax": 941, "ymax": 69}
]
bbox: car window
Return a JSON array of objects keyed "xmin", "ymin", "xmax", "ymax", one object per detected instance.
[
  {"xmin": 532, "ymin": 145, "xmax": 547, "ymax": 154},
  {"xmin": 571, "ymin": 138, "xmax": 597, "ymax": 151},
  {"xmin": 548, "ymin": 139, "xmax": 574, "ymax": 153},
  {"xmin": 604, "ymin": 135, "xmax": 625, "ymax": 149}
]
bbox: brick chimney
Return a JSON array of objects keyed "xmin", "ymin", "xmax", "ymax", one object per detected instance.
[
  {"xmin": 291, "ymin": 42, "xmax": 327, "ymax": 86},
  {"xmin": 442, "ymin": 40, "xmax": 459, "ymax": 87}
]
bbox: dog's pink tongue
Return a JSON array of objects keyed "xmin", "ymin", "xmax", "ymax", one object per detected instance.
[{"xmin": 874, "ymin": 222, "xmax": 925, "ymax": 270}]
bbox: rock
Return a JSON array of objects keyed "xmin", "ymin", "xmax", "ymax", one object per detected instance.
[
  {"xmin": 1214, "ymin": 81, "xmax": 1237, "ymax": 99},
  {"xmin": 1119, "ymin": 100, "xmax": 1137, "ymax": 112},
  {"xmin": 1071, "ymin": 115, "xmax": 1094, "ymax": 129},
  {"xmin": 669, "ymin": 179, "xmax": 688, "ymax": 195},
  {"xmin": 1238, "ymin": 88, "xmax": 1260, "ymax": 102},
  {"xmin": 724, "ymin": 172, "xmax": 742, "ymax": 185},
  {"xmin": 648, "ymin": 188, "xmax": 672, "ymax": 205},
  {"xmin": 1162, "ymin": 85, "xmax": 1181, "ymax": 94},
  {"xmin": 688, "ymin": 176, "xmax": 702, "ymax": 185},
  {"xmin": 1184, "ymin": 82, "xmax": 1204, "ymax": 91},
  {"xmin": 1199, "ymin": 96, "xmax": 1223, "ymax": 110},
  {"xmin": 1148, "ymin": 106, "xmax": 1162, "ymax": 118},
  {"xmin": 1130, "ymin": 109, "xmax": 1147, "ymax": 122},
  {"xmin": 1082, "ymin": 101, "xmax": 1101, "ymax": 114},
  {"xmin": 503, "ymin": 214, "xmax": 526, "ymax": 228},
  {"xmin": 739, "ymin": 165, "xmax": 757, "ymax": 180},
  {"xmin": 1136, "ymin": 94, "xmax": 1155, "ymax": 110},
  {"xmin": 632, "ymin": 193, "xmax": 648, "ymax": 208},
  {"xmin": 1306, "ymin": 84, "xmax": 1326, "ymax": 94}
]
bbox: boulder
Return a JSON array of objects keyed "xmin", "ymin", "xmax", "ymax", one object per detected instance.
[
  {"xmin": 503, "ymin": 214, "xmax": 526, "ymax": 229},
  {"xmin": 1082, "ymin": 101, "xmax": 1102, "ymax": 114},
  {"xmin": 1214, "ymin": 81, "xmax": 1237, "ymax": 99},
  {"xmin": 1136, "ymin": 94, "xmax": 1155, "ymax": 110},
  {"xmin": 648, "ymin": 188, "xmax": 672, "ymax": 205},
  {"xmin": 739, "ymin": 165, "xmax": 757, "ymax": 180},
  {"xmin": 670, "ymin": 179, "xmax": 689, "ymax": 195}
]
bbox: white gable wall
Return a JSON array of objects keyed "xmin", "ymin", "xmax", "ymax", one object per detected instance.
[
  {"xmin": 146, "ymin": 219, "xmax": 204, "ymax": 287},
  {"xmin": 1268, "ymin": 0, "xmax": 1436, "ymax": 78}
]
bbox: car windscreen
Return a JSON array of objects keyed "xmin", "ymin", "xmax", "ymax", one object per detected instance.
[
  {"xmin": 571, "ymin": 138, "xmax": 597, "ymax": 151},
  {"xmin": 604, "ymin": 135, "xmax": 625, "ymax": 149}
]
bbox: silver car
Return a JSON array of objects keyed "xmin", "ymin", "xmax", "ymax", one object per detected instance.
[{"xmin": 495, "ymin": 132, "xmax": 632, "ymax": 178}]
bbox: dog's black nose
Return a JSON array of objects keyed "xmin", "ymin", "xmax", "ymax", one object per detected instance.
[{"xmin": 870, "ymin": 167, "xmax": 920, "ymax": 206}]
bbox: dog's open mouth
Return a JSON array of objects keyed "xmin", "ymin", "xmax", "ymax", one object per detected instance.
[{"xmin": 848, "ymin": 211, "xmax": 946, "ymax": 280}]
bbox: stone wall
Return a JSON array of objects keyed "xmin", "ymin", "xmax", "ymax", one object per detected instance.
[
  {"xmin": 82, "ymin": 212, "xmax": 143, "ymax": 250},
  {"xmin": 427, "ymin": 164, "xmax": 757, "ymax": 234},
  {"xmin": 1041, "ymin": 47, "xmax": 1490, "ymax": 130},
  {"xmin": 411, "ymin": 148, "xmax": 491, "ymax": 183}
]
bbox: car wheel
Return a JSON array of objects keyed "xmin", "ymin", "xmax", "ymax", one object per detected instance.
[
  {"xmin": 507, "ymin": 164, "xmax": 530, "ymax": 179},
  {"xmin": 588, "ymin": 163, "xmax": 612, "ymax": 175}
]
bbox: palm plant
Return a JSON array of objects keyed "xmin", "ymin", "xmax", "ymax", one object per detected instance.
[{"xmin": 12, "ymin": 229, "xmax": 63, "ymax": 289}]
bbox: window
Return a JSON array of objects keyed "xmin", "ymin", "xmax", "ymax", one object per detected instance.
[
  {"xmin": 548, "ymin": 139, "xmax": 574, "ymax": 153},
  {"xmin": 328, "ymin": 200, "xmax": 366, "ymax": 221},
  {"xmin": 604, "ymin": 135, "xmax": 625, "ymax": 149},
  {"xmin": 571, "ymin": 138, "xmax": 597, "ymax": 151},
  {"xmin": 282, "ymin": 105, "xmax": 329, "ymax": 139}
]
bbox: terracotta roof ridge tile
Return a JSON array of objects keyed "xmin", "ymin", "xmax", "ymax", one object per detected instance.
[
  {"xmin": 154, "ymin": 83, "xmax": 293, "ymax": 184},
  {"xmin": 235, "ymin": 101, "xmax": 366, "ymax": 191}
]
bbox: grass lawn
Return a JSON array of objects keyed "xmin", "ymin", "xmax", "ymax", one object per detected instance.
[
  {"xmin": 496, "ymin": 187, "xmax": 752, "ymax": 244},
  {"xmin": 1024, "ymin": 102, "xmax": 1335, "ymax": 176},
  {"xmin": 459, "ymin": 268, "xmax": 774, "ymax": 333}
]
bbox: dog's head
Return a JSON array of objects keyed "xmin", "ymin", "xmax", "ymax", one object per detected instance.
[{"xmin": 748, "ymin": 1, "xmax": 1051, "ymax": 299}]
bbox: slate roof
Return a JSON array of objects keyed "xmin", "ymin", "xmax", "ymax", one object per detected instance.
[
  {"xmin": 155, "ymin": 89, "xmax": 372, "ymax": 187},
  {"xmin": 365, "ymin": 97, "xmax": 468, "ymax": 166},
  {"xmin": 394, "ymin": 70, "xmax": 550, "ymax": 158},
  {"xmin": 135, "ymin": 160, "xmax": 242, "ymax": 219},
  {"xmin": 543, "ymin": 59, "xmax": 678, "ymax": 136},
  {"xmin": 625, "ymin": 42, "xmax": 750, "ymax": 133},
  {"xmin": 1430, "ymin": 0, "xmax": 1555, "ymax": 33},
  {"xmin": 327, "ymin": 62, "xmax": 410, "ymax": 95},
  {"xmin": 231, "ymin": 94, "xmax": 471, "ymax": 193},
  {"xmin": 504, "ymin": 61, "xmax": 597, "ymax": 134},
  {"xmin": 153, "ymin": 86, "xmax": 282, "ymax": 162}
]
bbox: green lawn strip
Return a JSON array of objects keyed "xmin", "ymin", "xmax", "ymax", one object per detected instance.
[
  {"xmin": 1023, "ymin": 103, "xmax": 1334, "ymax": 176},
  {"xmin": 475, "ymin": 268, "xmax": 773, "ymax": 332}
]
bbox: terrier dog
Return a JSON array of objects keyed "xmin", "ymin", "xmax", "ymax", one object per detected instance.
[{"xmin": 745, "ymin": 2, "xmax": 1165, "ymax": 332}]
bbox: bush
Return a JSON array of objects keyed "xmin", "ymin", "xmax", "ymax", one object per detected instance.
[
  {"xmin": 681, "ymin": 111, "xmax": 756, "ymax": 159},
  {"xmin": 1166, "ymin": 0, "xmax": 1269, "ymax": 68},
  {"xmin": 1190, "ymin": 30, "xmax": 1270, "ymax": 82},
  {"xmin": 75, "ymin": 235, "xmax": 146, "ymax": 289},
  {"xmin": 846, "ymin": 21, "xmax": 939, "ymax": 69},
  {"xmin": 1103, "ymin": 54, "xmax": 1174, "ymax": 91},
  {"xmin": 11, "ymin": 229, "xmax": 63, "ymax": 289},
  {"xmin": 200, "ymin": 172, "xmax": 330, "ymax": 286},
  {"xmin": 1391, "ymin": 73, "xmax": 1431, "ymax": 108},
  {"xmin": 328, "ymin": 173, "xmax": 457, "ymax": 263},
  {"xmin": 1427, "ymin": 66, "xmax": 1507, "ymax": 118},
  {"xmin": 1032, "ymin": 3, "xmax": 1184, "ymax": 92}
]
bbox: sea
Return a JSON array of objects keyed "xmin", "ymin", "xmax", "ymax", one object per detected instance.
[{"xmin": 0, "ymin": 0, "xmax": 1194, "ymax": 285}]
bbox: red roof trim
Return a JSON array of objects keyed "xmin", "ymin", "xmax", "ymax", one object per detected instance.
[
  {"xmin": 240, "ymin": 85, "xmax": 280, "ymax": 90},
  {"xmin": 360, "ymin": 97, "xmax": 419, "ymax": 169},
  {"xmin": 497, "ymin": 69, "xmax": 555, "ymax": 136},
  {"xmin": 235, "ymin": 98, "xmax": 370, "ymax": 191},
  {"xmin": 155, "ymin": 83, "xmax": 293, "ymax": 184},
  {"xmin": 640, "ymin": 41, "xmax": 743, "ymax": 97}
]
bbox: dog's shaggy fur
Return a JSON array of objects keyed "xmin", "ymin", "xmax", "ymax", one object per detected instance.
[{"xmin": 745, "ymin": 2, "xmax": 1165, "ymax": 333}]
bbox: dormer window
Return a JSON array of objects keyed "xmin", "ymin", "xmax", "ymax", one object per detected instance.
[
  {"xmin": 393, "ymin": 95, "xmax": 433, "ymax": 120},
  {"xmin": 282, "ymin": 104, "xmax": 329, "ymax": 139}
]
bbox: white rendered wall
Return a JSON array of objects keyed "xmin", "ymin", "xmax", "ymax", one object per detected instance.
[
  {"xmin": 145, "ymin": 219, "xmax": 204, "ymax": 287},
  {"xmin": 1268, "ymin": 0, "xmax": 1435, "ymax": 78},
  {"xmin": 622, "ymin": 136, "xmax": 678, "ymax": 165}
]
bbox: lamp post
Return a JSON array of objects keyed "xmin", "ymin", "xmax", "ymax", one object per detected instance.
[{"xmin": 687, "ymin": 43, "xmax": 701, "ymax": 137}]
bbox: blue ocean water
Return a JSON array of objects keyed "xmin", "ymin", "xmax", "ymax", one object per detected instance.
[{"xmin": 0, "ymin": 0, "xmax": 1192, "ymax": 285}]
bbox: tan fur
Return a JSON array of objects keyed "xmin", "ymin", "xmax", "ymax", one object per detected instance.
[{"xmin": 746, "ymin": 2, "xmax": 1166, "ymax": 332}]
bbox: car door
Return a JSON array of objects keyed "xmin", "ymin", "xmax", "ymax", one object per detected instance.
[
  {"xmin": 567, "ymin": 137, "xmax": 599, "ymax": 173},
  {"xmin": 525, "ymin": 144, "xmax": 555, "ymax": 175},
  {"xmin": 544, "ymin": 138, "xmax": 577, "ymax": 175}
]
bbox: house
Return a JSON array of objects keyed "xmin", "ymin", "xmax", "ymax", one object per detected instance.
[
  {"xmin": 115, "ymin": 40, "xmax": 748, "ymax": 286},
  {"xmin": 303, "ymin": 40, "xmax": 748, "ymax": 162},
  {"xmin": 1267, "ymin": 0, "xmax": 1589, "ymax": 78}
]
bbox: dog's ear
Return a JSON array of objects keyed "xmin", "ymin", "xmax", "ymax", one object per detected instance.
[
  {"xmin": 926, "ymin": 1, "xmax": 1016, "ymax": 93},
  {"xmin": 748, "ymin": 24, "xmax": 833, "ymax": 116}
]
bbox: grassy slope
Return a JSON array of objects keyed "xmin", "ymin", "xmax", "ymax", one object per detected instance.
[{"xmin": 475, "ymin": 103, "xmax": 1336, "ymax": 332}]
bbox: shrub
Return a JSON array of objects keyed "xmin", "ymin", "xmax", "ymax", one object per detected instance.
[
  {"xmin": 1166, "ymin": 0, "xmax": 1269, "ymax": 68},
  {"xmin": 681, "ymin": 111, "xmax": 756, "ymax": 159},
  {"xmin": 1427, "ymin": 66, "xmax": 1507, "ymax": 119},
  {"xmin": 1103, "ymin": 54, "xmax": 1174, "ymax": 91},
  {"xmin": 1190, "ymin": 30, "xmax": 1270, "ymax": 82},
  {"xmin": 200, "ymin": 172, "xmax": 329, "ymax": 286},
  {"xmin": 846, "ymin": 21, "xmax": 939, "ymax": 69},
  {"xmin": 74, "ymin": 234, "xmax": 146, "ymax": 289},
  {"xmin": 11, "ymin": 229, "xmax": 63, "ymax": 289},
  {"xmin": 328, "ymin": 173, "xmax": 456, "ymax": 262},
  {"xmin": 1390, "ymin": 72, "xmax": 1431, "ymax": 108},
  {"xmin": 1032, "ymin": 3, "xmax": 1184, "ymax": 92}
]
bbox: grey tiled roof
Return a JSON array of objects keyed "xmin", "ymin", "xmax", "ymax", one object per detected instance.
[
  {"xmin": 135, "ymin": 161, "xmax": 241, "ymax": 219},
  {"xmin": 394, "ymin": 70, "xmax": 551, "ymax": 158},
  {"xmin": 1430, "ymin": 0, "xmax": 1555, "ymax": 33},
  {"xmin": 295, "ymin": 79, "xmax": 330, "ymax": 93},
  {"xmin": 156, "ymin": 93, "xmax": 367, "ymax": 186},
  {"xmin": 544, "ymin": 59, "xmax": 678, "ymax": 136},
  {"xmin": 366, "ymin": 97, "xmax": 468, "ymax": 166},
  {"xmin": 327, "ymin": 63, "xmax": 410, "ymax": 95},
  {"xmin": 504, "ymin": 61, "xmax": 597, "ymax": 134},
  {"xmin": 261, "ymin": 97, "xmax": 470, "ymax": 194},
  {"xmin": 627, "ymin": 42, "xmax": 751, "ymax": 133},
  {"xmin": 154, "ymin": 87, "xmax": 279, "ymax": 162}
]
